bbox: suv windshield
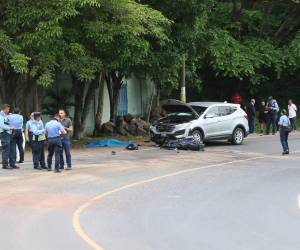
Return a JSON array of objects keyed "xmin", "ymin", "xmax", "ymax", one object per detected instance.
[{"xmin": 190, "ymin": 106, "xmax": 208, "ymax": 116}]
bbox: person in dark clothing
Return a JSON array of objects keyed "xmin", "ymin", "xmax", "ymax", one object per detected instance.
[
  {"xmin": 265, "ymin": 97, "xmax": 279, "ymax": 135},
  {"xmin": 258, "ymin": 101, "xmax": 267, "ymax": 134},
  {"xmin": 247, "ymin": 99, "xmax": 256, "ymax": 134}
]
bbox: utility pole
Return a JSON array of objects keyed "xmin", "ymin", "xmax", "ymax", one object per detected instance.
[{"xmin": 180, "ymin": 53, "xmax": 186, "ymax": 103}]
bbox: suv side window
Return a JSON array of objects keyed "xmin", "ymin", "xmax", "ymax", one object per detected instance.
[
  {"xmin": 219, "ymin": 106, "xmax": 237, "ymax": 116},
  {"xmin": 206, "ymin": 106, "xmax": 220, "ymax": 116}
]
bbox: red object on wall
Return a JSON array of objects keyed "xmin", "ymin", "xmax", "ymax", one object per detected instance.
[{"xmin": 230, "ymin": 93, "xmax": 242, "ymax": 104}]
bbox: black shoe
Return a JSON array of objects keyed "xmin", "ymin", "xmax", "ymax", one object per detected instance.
[
  {"xmin": 18, "ymin": 160, "xmax": 24, "ymax": 164},
  {"xmin": 47, "ymin": 168, "xmax": 52, "ymax": 171},
  {"xmin": 41, "ymin": 166, "xmax": 48, "ymax": 170},
  {"xmin": 66, "ymin": 166, "xmax": 72, "ymax": 171},
  {"xmin": 10, "ymin": 165, "xmax": 20, "ymax": 169},
  {"xmin": 2, "ymin": 166, "xmax": 13, "ymax": 170},
  {"xmin": 34, "ymin": 166, "xmax": 42, "ymax": 170},
  {"xmin": 59, "ymin": 166, "xmax": 64, "ymax": 170},
  {"xmin": 54, "ymin": 169, "xmax": 61, "ymax": 173}
]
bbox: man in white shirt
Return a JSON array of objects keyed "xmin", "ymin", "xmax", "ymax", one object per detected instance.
[{"xmin": 288, "ymin": 99, "xmax": 297, "ymax": 131}]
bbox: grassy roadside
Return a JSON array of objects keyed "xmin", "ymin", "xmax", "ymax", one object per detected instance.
[{"xmin": 254, "ymin": 117, "xmax": 300, "ymax": 133}]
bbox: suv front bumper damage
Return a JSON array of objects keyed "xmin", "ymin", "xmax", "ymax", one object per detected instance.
[{"xmin": 150, "ymin": 129, "xmax": 187, "ymax": 145}]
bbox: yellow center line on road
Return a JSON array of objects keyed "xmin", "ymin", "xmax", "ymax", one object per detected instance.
[{"xmin": 72, "ymin": 155, "xmax": 267, "ymax": 250}]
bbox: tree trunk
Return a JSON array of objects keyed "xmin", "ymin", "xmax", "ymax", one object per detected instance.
[
  {"xmin": 72, "ymin": 77, "xmax": 85, "ymax": 140},
  {"xmin": 32, "ymin": 85, "xmax": 45, "ymax": 111},
  {"xmin": 105, "ymin": 72, "xmax": 114, "ymax": 121},
  {"xmin": 180, "ymin": 53, "xmax": 186, "ymax": 103},
  {"xmin": 93, "ymin": 71, "xmax": 106, "ymax": 136},
  {"xmin": 112, "ymin": 86, "xmax": 120, "ymax": 123},
  {"xmin": 33, "ymin": 85, "xmax": 39, "ymax": 111},
  {"xmin": 107, "ymin": 70, "xmax": 124, "ymax": 123},
  {"xmin": 152, "ymin": 80, "xmax": 161, "ymax": 110},
  {"xmin": 80, "ymin": 76, "xmax": 99, "ymax": 133}
]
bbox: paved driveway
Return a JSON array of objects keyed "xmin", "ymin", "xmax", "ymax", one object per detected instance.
[{"xmin": 0, "ymin": 133, "xmax": 300, "ymax": 250}]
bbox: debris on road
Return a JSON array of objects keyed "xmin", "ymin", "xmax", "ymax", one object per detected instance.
[
  {"xmin": 126, "ymin": 143, "xmax": 139, "ymax": 150},
  {"xmin": 161, "ymin": 137, "xmax": 205, "ymax": 151}
]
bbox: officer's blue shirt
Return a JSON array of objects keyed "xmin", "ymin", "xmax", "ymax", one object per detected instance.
[
  {"xmin": 45, "ymin": 120, "xmax": 65, "ymax": 138},
  {"xmin": 279, "ymin": 115, "xmax": 289, "ymax": 127},
  {"xmin": 271, "ymin": 102, "xmax": 279, "ymax": 112},
  {"xmin": 26, "ymin": 120, "xmax": 34, "ymax": 132},
  {"xmin": 31, "ymin": 120, "xmax": 45, "ymax": 135},
  {"xmin": 8, "ymin": 114, "xmax": 24, "ymax": 130},
  {"xmin": 0, "ymin": 111, "xmax": 12, "ymax": 133}
]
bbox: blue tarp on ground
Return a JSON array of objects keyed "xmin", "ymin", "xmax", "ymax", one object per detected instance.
[{"xmin": 84, "ymin": 139, "xmax": 133, "ymax": 148}]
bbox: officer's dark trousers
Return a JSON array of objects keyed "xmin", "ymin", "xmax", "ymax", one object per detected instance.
[
  {"xmin": 32, "ymin": 140, "xmax": 45, "ymax": 168},
  {"xmin": 47, "ymin": 137, "xmax": 62, "ymax": 170},
  {"xmin": 28, "ymin": 132, "xmax": 33, "ymax": 148},
  {"xmin": 248, "ymin": 118, "xmax": 255, "ymax": 134},
  {"xmin": 60, "ymin": 137, "xmax": 72, "ymax": 168},
  {"xmin": 13, "ymin": 129, "xmax": 24, "ymax": 162},
  {"xmin": 0, "ymin": 132, "xmax": 15, "ymax": 167},
  {"xmin": 266, "ymin": 113, "xmax": 277, "ymax": 135},
  {"xmin": 280, "ymin": 128, "xmax": 289, "ymax": 153},
  {"xmin": 290, "ymin": 117, "xmax": 297, "ymax": 131}
]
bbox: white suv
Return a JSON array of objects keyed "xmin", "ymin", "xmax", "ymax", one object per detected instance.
[{"xmin": 150, "ymin": 99, "xmax": 249, "ymax": 145}]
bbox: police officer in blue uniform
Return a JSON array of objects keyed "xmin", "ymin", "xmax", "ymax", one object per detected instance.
[
  {"xmin": 266, "ymin": 97, "xmax": 279, "ymax": 135},
  {"xmin": 25, "ymin": 113, "xmax": 34, "ymax": 147},
  {"xmin": 0, "ymin": 104, "xmax": 19, "ymax": 169},
  {"xmin": 31, "ymin": 112, "xmax": 46, "ymax": 170},
  {"xmin": 45, "ymin": 114, "xmax": 66, "ymax": 173},
  {"xmin": 9, "ymin": 107, "xmax": 24, "ymax": 163},
  {"xmin": 278, "ymin": 109, "xmax": 291, "ymax": 155}
]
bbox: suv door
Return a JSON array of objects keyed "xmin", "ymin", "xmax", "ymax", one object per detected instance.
[
  {"xmin": 202, "ymin": 106, "xmax": 221, "ymax": 137},
  {"xmin": 217, "ymin": 105, "xmax": 237, "ymax": 135}
]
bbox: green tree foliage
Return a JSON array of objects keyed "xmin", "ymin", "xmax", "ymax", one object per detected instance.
[{"xmin": 2, "ymin": 0, "xmax": 300, "ymax": 137}]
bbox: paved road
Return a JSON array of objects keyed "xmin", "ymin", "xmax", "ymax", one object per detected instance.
[{"xmin": 0, "ymin": 133, "xmax": 300, "ymax": 250}]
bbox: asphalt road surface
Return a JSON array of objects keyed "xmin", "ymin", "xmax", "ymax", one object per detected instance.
[{"xmin": 1, "ymin": 133, "xmax": 300, "ymax": 250}]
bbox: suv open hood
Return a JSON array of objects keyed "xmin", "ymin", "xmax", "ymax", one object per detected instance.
[{"xmin": 161, "ymin": 99, "xmax": 199, "ymax": 118}]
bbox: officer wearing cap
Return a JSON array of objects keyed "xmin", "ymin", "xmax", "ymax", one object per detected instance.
[
  {"xmin": 31, "ymin": 112, "xmax": 46, "ymax": 170},
  {"xmin": 45, "ymin": 114, "xmax": 66, "ymax": 173},
  {"xmin": 9, "ymin": 107, "xmax": 24, "ymax": 163},
  {"xmin": 0, "ymin": 104, "xmax": 19, "ymax": 169}
]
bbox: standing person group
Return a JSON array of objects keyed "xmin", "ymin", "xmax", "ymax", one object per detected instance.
[
  {"xmin": 245, "ymin": 97, "xmax": 297, "ymax": 155},
  {"xmin": 1, "ymin": 105, "xmax": 73, "ymax": 173},
  {"xmin": 247, "ymin": 97, "xmax": 298, "ymax": 134},
  {"xmin": 45, "ymin": 114, "xmax": 68, "ymax": 173}
]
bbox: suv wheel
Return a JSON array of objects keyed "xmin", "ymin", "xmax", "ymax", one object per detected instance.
[
  {"xmin": 232, "ymin": 127, "xmax": 244, "ymax": 145},
  {"xmin": 192, "ymin": 130, "xmax": 203, "ymax": 143}
]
